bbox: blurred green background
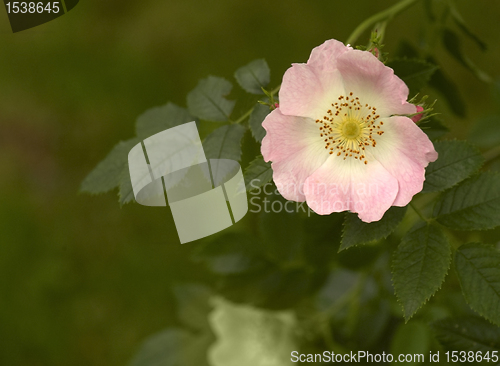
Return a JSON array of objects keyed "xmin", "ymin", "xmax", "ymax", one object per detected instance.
[{"xmin": 1, "ymin": 0, "xmax": 499, "ymax": 365}]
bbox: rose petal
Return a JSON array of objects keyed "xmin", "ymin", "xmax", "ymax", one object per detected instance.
[
  {"xmin": 370, "ymin": 116, "xmax": 438, "ymax": 206},
  {"xmin": 337, "ymin": 50, "xmax": 416, "ymax": 117},
  {"xmin": 279, "ymin": 65, "xmax": 344, "ymax": 120},
  {"xmin": 303, "ymin": 154, "xmax": 399, "ymax": 222},
  {"xmin": 262, "ymin": 109, "xmax": 329, "ymax": 201}
]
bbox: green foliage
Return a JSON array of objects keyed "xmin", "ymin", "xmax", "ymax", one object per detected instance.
[
  {"xmin": 136, "ymin": 102, "xmax": 195, "ymax": 139},
  {"xmin": 427, "ymin": 57, "xmax": 466, "ymax": 117},
  {"xmin": 234, "ymin": 59, "xmax": 270, "ymax": 94},
  {"xmin": 244, "ymin": 155, "xmax": 272, "ymax": 191},
  {"xmin": 420, "ymin": 116, "xmax": 449, "ymax": 140},
  {"xmin": 441, "ymin": 28, "xmax": 492, "ymax": 83},
  {"xmin": 390, "ymin": 322, "xmax": 431, "ymax": 365},
  {"xmin": 469, "ymin": 115, "xmax": 500, "ymax": 150},
  {"xmin": 203, "ymin": 124, "xmax": 246, "ymax": 161},
  {"xmin": 129, "ymin": 328, "xmax": 214, "ymax": 366},
  {"xmin": 387, "ymin": 58, "xmax": 438, "ymax": 96},
  {"xmin": 80, "ymin": 138, "xmax": 140, "ymax": 195},
  {"xmin": 119, "ymin": 165, "xmax": 135, "ymax": 205},
  {"xmin": 248, "ymin": 103, "xmax": 269, "ymax": 143},
  {"xmin": 340, "ymin": 206, "xmax": 407, "ymax": 251},
  {"xmin": 432, "ymin": 316, "xmax": 500, "ymax": 353},
  {"xmin": 187, "ymin": 76, "xmax": 236, "ymax": 121},
  {"xmin": 173, "ymin": 285, "xmax": 212, "ymax": 333},
  {"xmin": 448, "ymin": 3, "xmax": 487, "ymax": 52},
  {"xmin": 392, "ymin": 222, "xmax": 451, "ymax": 320},
  {"xmin": 455, "ymin": 243, "xmax": 500, "ymax": 326},
  {"xmin": 434, "ymin": 172, "xmax": 500, "ymax": 231},
  {"xmin": 422, "ymin": 140, "xmax": 484, "ymax": 193}
]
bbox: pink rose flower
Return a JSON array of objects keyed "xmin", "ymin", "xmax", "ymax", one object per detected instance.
[{"xmin": 261, "ymin": 39, "xmax": 438, "ymax": 222}]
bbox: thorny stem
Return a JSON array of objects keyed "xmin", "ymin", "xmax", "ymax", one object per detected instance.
[{"xmin": 346, "ymin": 0, "xmax": 422, "ymax": 46}]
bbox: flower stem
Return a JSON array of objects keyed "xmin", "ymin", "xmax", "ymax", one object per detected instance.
[
  {"xmin": 233, "ymin": 84, "xmax": 282, "ymax": 124},
  {"xmin": 346, "ymin": 0, "xmax": 421, "ymax": 46}
]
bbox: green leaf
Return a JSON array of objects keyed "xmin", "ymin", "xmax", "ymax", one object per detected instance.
[
  {"xmin": 244, "ymin": 155, "xmax": 272, "ymax": 191},
  {"xmin": 248, "ymin": 103, "xmax": 269, "ymax": 143},
  {"xmin": 234, "ymin": 59, "xmax": 270, "ymax": 94},
  {"xmin": 136, "ymin": 102, "xmax": 195, "ymax": 139},
  {"xmin": 455, "ymin": 243, "xmax": 500, "ymax": 326},
  {"xmin": 442, "ymin": 28, "xmax": 492, "ymax": 83},
  {"xmin": 173, "ymin": 284, "xmax": 212, "ymax": 331},
  {"xmin": 193, "ymin": 232, "xmax": 266, "ymax": 275},
  {"xmin": 340, "ymin": 206, "xmax": 407, "ymax": 251},
  {"xmin": 187, "ymin": 76, "xmax": 236, "ymax": 121},
  {"xmin": 387, "ymin": 58, "xmax": 438, "ymax": 96},
  {"xmin": 422, "ymin": 140, "xmax": 484, "ymax": 193},
  {"xmin": 129, "ymin": 327, "xmax": 213, "ymax": 366},
  {"xmin": 427, "ymin": 57, "xmax": 466, "ymax": 117},
  {"xmin": 434, "ymin": 172, "xmax": 500, "ymax": 231},
  {"xmin": 203, "ymin": 124, "xmax": 246, "ymax": 161},
  {"xmin": 390, "ymin": 322, "xmax": 431, "ymax": 365},
  {"xmin": 203, "ymin": 124, "xmax": 246, "ymax": 186},
  {"xmin": 432, "ymin": 316, "xmax": 500, "ymax": 352},
  {"xmin": 80, "ymin": 138, "xmax": 140, "ymax": 195},
  {"xmin": 118, "ymin": 165, "xmax": 135, "ymax": 205},
  {"xmin": 392, "ymin": 222, "xmax": 451, "ymax": 320}
]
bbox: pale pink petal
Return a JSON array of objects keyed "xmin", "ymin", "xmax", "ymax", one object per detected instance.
[
  {"xmin": 262, "ymin": 109, "xmax": 329, "ymax": 201},
  {"xmin": 336, "ymin": 50, "xmax": 416, "ymax": 117},
  {"xmin": 307, "ymin": 39, "xmax": 351, "ymax": 71},
  {"xmin": 369, "ymin": 116, "xmax": 438, "ymax": 206},
  {"xmin": 279, "ymin": 65, "xmax": 344, "ymax": 120},
  {"xmin": 303, "ymin": 154, "xmax": 399, "ymax": 222}
]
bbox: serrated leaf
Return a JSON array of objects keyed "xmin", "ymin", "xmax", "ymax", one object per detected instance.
[
  {"xmin": 432, "ymin": 316, "xmax": 500, "ymax": 352},
  {"xmin": 392, "ymin": 222, "xmax": 451, "ymax": 320},
  {"xmin": 203, "ymin": 124, "xmax": 246, "ymax": 186},
  {"xmin": 173, "ymin": 284, "xmax": 212, "ymax": 331},
  {"xmin": 455, "ymin": 243, "xmax": 500, "ymax": 326},
  {"xmin": 434, "ymin": 172, "xmax": 500, "ymax": 230},
  {"xmin": 203, "ymin": 124, "xmax": 246, "ymax": 161},
  {"xmin": 248, "ymin": 103, "xmax": 269, "ymax": 143},
  {"xmin": 129, "ymin": 327, "xmax": 213, "ymax": 366},
  {"xmin": 187, "ymin": 76, "xmax": 235, "ymax": 121},
  {"xmin": 80, "ymin": 138, "xmax": 140, "ymax": 195},
  {"xmin": 244, "ymin": 155, "xmax": 272, "ymax": 191},
  {"xmin": 234, "ymin": 59, "xmax": 270, "ymax": 94},
  {"xmin": 136, "ymin": 102, "xmax": 195, "ymax": 139},
  {"xmin": 340, "ymin": 206, "xmax": 407, "ymax": 251},
  {"xmin": 427, "ymin": 57, "xmax": 466, "ymax": 117},
  {"xmin": 387, "ymin": 58, "xmax": 438, "ymax": 96},
  {"xmin": 118, "ymin": 164, "xmax": 135, "ymax": 205},
  {"xmin": 422, "ymin": 140, "xmax": 484, "ymax": 193}
]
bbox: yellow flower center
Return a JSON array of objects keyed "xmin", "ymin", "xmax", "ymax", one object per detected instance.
[
  {"xmin": 315, "ymin": 91, "xmax": 385, "ymax": 165},
  {"xmin": 341, "ymin": 120, "xmax": 361, "ymax": 139}
]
